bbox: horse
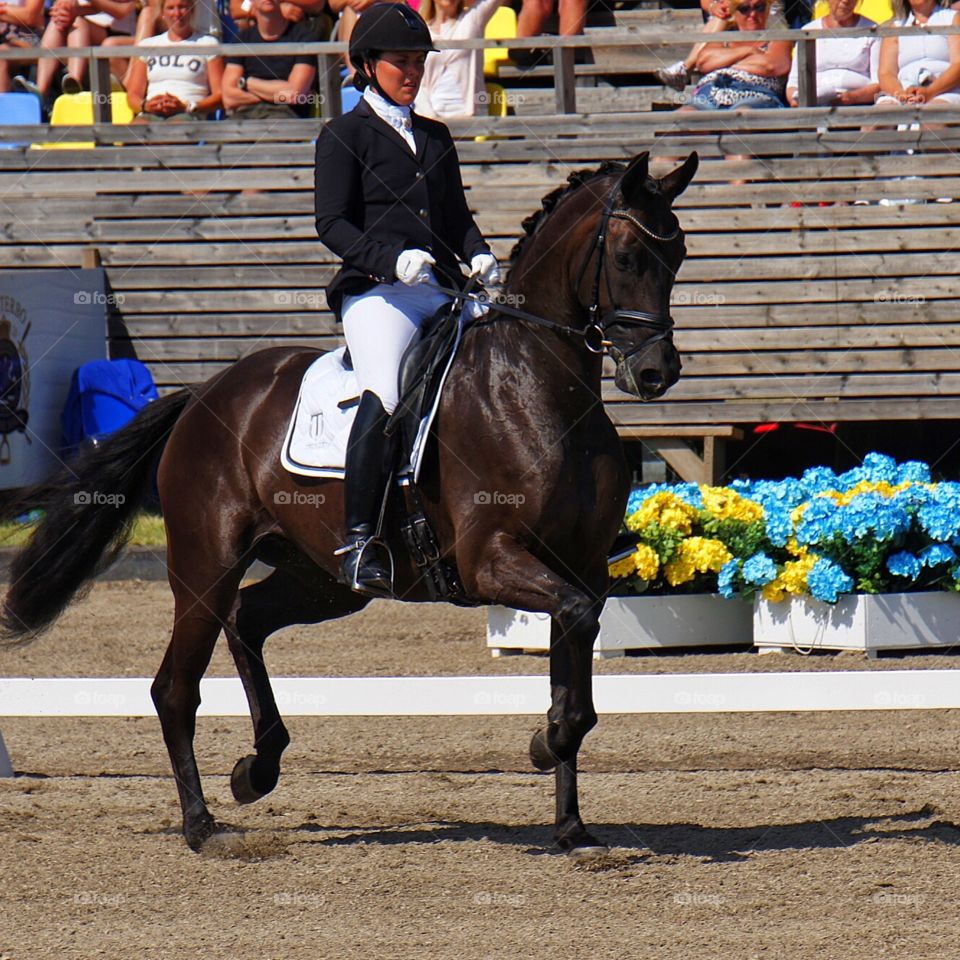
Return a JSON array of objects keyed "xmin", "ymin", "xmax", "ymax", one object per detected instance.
[{"xmin": 0, "ymin": 150, "xmax": 699, "ymax": 856}]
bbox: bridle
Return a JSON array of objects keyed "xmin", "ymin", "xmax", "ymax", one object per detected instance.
[
  {"xmin": 435, "ymin": 174, "xmax": 681, "ymax": 363},
  {"xmin": 574, "ymin": 177, "xmax": 680, "ymax": 363}
]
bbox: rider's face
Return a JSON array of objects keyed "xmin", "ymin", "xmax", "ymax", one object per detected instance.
[{"xmin": 373, "ymin": 50, "xmax": 427, "ymax": 105}]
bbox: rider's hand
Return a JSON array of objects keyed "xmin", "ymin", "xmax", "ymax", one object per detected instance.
[
  {"xmin": 395, "ymin": 249, "xmax": 436, "ymax": 286},
  {"xmin": 470, "ymin": 252, "xmax": 500, "ymax": 286}
]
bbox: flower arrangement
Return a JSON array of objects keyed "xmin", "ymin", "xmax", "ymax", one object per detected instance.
[{"xmin": 610, "ymin": 453, "xmax": 960, "ymax": 603}]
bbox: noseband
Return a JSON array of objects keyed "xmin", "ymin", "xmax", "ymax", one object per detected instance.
[{"xmin": 574, "ymin": 178, "xmax": 679, "ymax": 363}]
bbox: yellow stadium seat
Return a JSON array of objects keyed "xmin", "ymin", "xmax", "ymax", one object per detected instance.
[
  {"xmin": 484, "ymin": 5, "xmax": 517, "ymax": 78},
  {"xmin": 34, "ymin": 91, "xmax": 133, "ymax": 149},
  {"xmin": 811, "ymin": 0, "xmax": 893, "ymax": 22}
]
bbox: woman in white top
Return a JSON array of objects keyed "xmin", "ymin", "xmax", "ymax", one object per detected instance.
[
  {"xmin": 126, "ymin": 0, "xmax": 223, "ymax": 119},
  {"xmin": 414, "ymin": 0, "xmax": 503, "ymax": 119},
  {"xmin": 877, "ymin": 0, "xmax": 960, "ymax": 104},
  {"xmin": 786, "ymin": 0, "xmax": 880, "ymax": 105}
]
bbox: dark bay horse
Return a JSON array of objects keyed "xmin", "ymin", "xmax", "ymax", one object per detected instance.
[{"xmin": 1, "ymin": 151, "xmax": 698, "ymax": 855}]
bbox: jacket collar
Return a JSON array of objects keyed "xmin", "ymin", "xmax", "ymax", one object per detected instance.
[{"xmin": 355, "ymin": 97, "xmax": 429, "ymax": 163}]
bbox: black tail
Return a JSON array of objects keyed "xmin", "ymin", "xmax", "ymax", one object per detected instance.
[{"xmin": 0, "ymin": 389, "xmax": 192, "ymax": 643}]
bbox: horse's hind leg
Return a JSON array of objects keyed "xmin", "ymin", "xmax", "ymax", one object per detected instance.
[
  {"xmin": 224, "ymin": 565, "xmax": 369, "ymax": 805},
  {"xmin": 151, "ymin": 562, "xmax": 246, "ymax": 851}
]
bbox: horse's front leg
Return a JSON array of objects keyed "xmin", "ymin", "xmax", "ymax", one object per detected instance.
[
  {"xmin": 531, "ymin": 596, "xmax": 606, "ymax": 855},
  {"xmin": 463, "ymin": 533, "xmax": 605, "ymax": 854}
]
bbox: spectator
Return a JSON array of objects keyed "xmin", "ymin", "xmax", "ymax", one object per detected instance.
[
  {"xmin": 415, "ymin": 0, "xmax": 502, "ymax": 118},
  {"xmin": 327, "ymin": 0, "xmax": 377, "ymax": 81},
  {"xmin": 231, "ymin": 0, "xmax": 328, "ymax": 33},
  {"xmin": 876, "ymin": 0, "xmax": 960, "ymax": 105},
  {"xmin": 28, "ymin": 0, "xmax": 137, "ymax": 97},
  {"xmin": 516, "ymin": 0, "xmax": 586, "ymax": 39},
  {"xmin": 125, "ymin": 0, "xmax": 223, "ymax": 119},
  {"xmin": 786, "ymin": 0, "xmax": 880, "ymax": 105},
  {"xmin": 657, "ymin": 0, "xmax": 736, "ymax": 92},
  {"xmin": 0, "ymin": 0, "xmax": 44, "ymax": 93},
  {"xmin": 222, "ymin": 0, "xmax": 317, "ymax": 117},
  {"xmin": 680, "ymin": 0, "xmax": 793, "ymax": 110},
  {"xmin": 104, "ymin": 0, "xmax": 220, "ymax": 90}
]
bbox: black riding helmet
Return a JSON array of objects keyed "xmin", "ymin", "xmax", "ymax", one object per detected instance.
[{"xmin": 349, "ymin": 3, "xmax": 436, "ymax": 99}]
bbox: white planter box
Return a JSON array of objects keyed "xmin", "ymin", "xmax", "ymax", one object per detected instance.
[
  {"xmin": 754, "ymin": 592, "xmax": 960, "ymax": 658},
  {"xmin": 487, "ymin": 595, "xmax": 753, "ymax": 659}
]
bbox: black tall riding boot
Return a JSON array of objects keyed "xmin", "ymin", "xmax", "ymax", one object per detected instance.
[{"xmin": 335, "ymin": 390, "xmax": 397, "ymax": 597}]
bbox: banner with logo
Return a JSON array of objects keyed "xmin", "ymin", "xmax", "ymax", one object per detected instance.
[{"xmin": 0, "ymin": 269, "xmax": 107, "ymax": 489}]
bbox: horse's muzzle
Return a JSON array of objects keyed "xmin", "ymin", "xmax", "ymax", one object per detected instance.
[{"xmin": 614, "ymin": 345, "xmax": 681, "ymax": 401}]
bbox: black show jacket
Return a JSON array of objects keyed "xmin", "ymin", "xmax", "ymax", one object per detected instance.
[{"xmin": 314, "ymin": 99, "xmax": 491, "ymax": 318}]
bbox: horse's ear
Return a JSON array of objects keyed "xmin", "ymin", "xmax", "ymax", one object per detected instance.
[
  {"xmin": 619, "ymin": 152, "xmax": 650, "ymax": 206},
  {"xmin": 659, "ymin": 152, "xmax": 700, "ymax": 204}
]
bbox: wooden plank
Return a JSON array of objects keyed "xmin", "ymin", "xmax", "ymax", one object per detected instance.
[
  {"xmin": 670, "ymin": 276, "xmax": 954, "ymax": 305},
  {"xmin": 607, "ymin": 397, "xmax": 960, "ymax": 425},
  {"xmin": 674, "ymin": 347, "xmax": 960, "ymax": 376},
  {"xmin": 115, "ymin": 313, "xmax": 339, "ymax": 336},
  {"xmin": 671, "ymin": 300, "xmax": 960, "ymax": 327},
  {"xmin": 116, "ymin": 290, "xmax": 332, "ymax": 312},
  {"xmin": 119, "ymin": 335, "xmax": 337, "ymax": 361},
  {"xmin": 601, "ymin": 374, "xmax": 960, "ymax": 403}
]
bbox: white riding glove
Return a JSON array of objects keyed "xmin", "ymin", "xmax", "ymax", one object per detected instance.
[
  {"xmin": 395, "ymin": 249, "xmax": 436, "ymax": 286},
  {"xmin": 470, "ymin": 252, "xmax": 500, "ymax": 287}
]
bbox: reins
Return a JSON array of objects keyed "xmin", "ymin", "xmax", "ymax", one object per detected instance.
[{"xmin": 428, "ymin": 174, "xmax": 679, "ymax": 362}]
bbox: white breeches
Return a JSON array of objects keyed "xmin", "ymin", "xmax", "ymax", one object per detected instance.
[{"xmin": 341, "ymin": 281, "xmax": 452, "ymax": 414}]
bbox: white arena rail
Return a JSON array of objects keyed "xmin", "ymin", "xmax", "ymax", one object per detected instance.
[{"xmin": 2, "ymin": 672, "xmax": 958, "ymax": 775}]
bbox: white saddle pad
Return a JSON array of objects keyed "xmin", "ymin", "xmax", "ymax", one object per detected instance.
[{"xmin": 281, "ymin": 319, "xmax": 464, "ymax": 481}]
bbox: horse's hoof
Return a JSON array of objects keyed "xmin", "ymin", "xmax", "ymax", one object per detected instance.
[
  {"xmin": 529, "ymin": 728, "xmax": 559, "ymax": 771},
  {"xmin": 567, "ymin": 844, "xmax": 611, "ymax": 863},
  {"xmin": 230, "ymin": 754, "xmax": 277, "ymax": 805},
  {"xmin": 184, "ymin": 813, "xmax": 219, "ymax": 852}
]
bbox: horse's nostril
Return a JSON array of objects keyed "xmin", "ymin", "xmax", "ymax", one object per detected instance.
[{"xmin": 640, "ymin": 369, "xmax": 663, "ymax": 388}]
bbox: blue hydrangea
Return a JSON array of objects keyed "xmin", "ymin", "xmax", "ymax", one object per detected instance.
[
  {"xmin": 742, "ymin": 553, "xmax": 778, "ymax": 585},
  {"xmin": 886, "ymin": 551, "xmax": 922, "ymax": 581},
  {"xmin": 807, "ymin": 558, "xmax": 854, "ymax": 603},
  {"xmin": 897, "ymin": 460, "xmax": 931, "ymax": 483},
  {"xmin": 718, "ymin": 558, "xmax": 740, "ymax": 599},
  {"xmin": 919, "ymin": 543, "xmax": 956, "ymax": 567},
  {"xmin": 918, "ymin": 502, "xmax": 960, "ymax": 542}
]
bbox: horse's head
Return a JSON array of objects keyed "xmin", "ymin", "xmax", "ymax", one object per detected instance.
[{"xmin": 584, "ymin": 151, "xmax": 698, "ymax": 401}]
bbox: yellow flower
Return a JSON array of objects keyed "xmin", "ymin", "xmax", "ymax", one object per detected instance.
[
  {"xmin": 764, "ymin": 553, "xmax": 819, "ymax": 601},
  {"xmin": 626, "ymin": 492, "xmax": 697, "ymax": 535},
  {"xmin": 700, "ymin": 486, "xmax": 764, "ymax": 523},
  {"xmin": 663, "ymin": 536, "xmax": 731, "ymax": 586},
  {"xmin": 633, "ymin": 543, "xmax": 660, "ymax": 580},
  {"xmin": 608, "ymin": 555, "xmax": 636, "ymax": 579},
  {"xmin": 785, "ymin": 537, "xmax": 808, "ymax": 557},
  {"xmin": 609, "ymin": 543, "xmax": 661, "ymax": 581},
  {"xmin": 817, "ymin": 480, "xmax": 913, "ymax": 507}
]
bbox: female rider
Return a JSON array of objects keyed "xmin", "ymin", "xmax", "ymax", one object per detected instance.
[{"xmin": 314, "ymin": 2, "xmax": 499, "ymax": 597}]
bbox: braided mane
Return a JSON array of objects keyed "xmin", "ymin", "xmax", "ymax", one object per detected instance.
[{"xmin": 507, "ymin": 160, "xmax": 625, "ymax": 269}]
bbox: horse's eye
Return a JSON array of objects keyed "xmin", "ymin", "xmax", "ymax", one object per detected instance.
[{"xmin": 614, "ymin": 252, "xmax": 633, "ymax": 271}]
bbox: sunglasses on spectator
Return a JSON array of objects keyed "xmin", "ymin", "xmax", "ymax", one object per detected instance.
[{"xmin": 736, "ymin": 2, "xmax": 766, "ymax": 13}]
